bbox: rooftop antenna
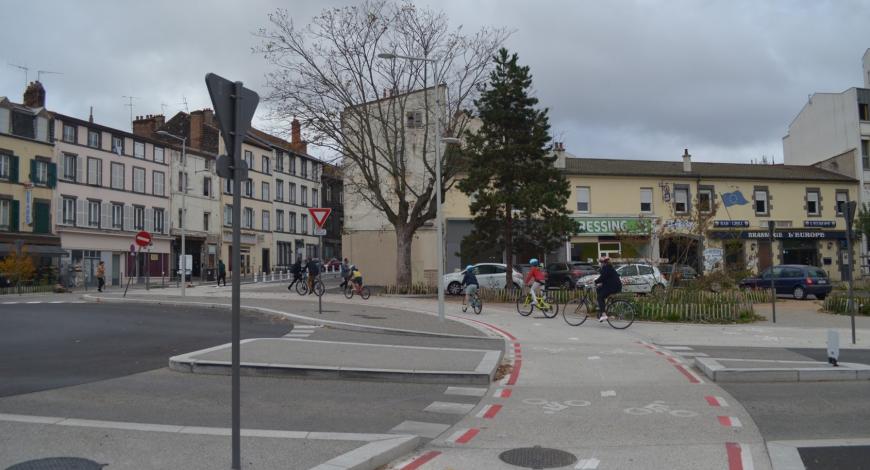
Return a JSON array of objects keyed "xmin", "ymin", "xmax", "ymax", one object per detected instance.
[
  {"xmin": 160, "ymin": 102, "xmax": 169, "ymax": 115},
  {"xmin": 8, "ymin": 63, "xmax": 29, "ymax": 85},
  {"xmin": 36, "ymin": 70, "xmax": 62, "ymax": 82},
  {"xmin": 179, "ymin": 96, "xmax": 190, "ymax": 113},
  {"xmin": 122, "ymin": 95, "xmax": 139, "ymax": 131}
]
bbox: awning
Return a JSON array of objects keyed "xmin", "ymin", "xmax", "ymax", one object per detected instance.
[{"xmin": 0, "ymin": 243, "xmax": 68, "ymax": 256}]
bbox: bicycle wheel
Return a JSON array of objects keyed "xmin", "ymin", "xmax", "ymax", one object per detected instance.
[
  {"xmin": 344, "ymin": 285, "xmax": 354, "ymax": 299},
  {"xmin": 540, "ymin": 295, "xmax": 558, "ymax": 319},
  {"xmin": 472, "ymin": 296, "xmax": 483, "ymax": 315},
  {"xmin": 606, "ymin": 299, "xmax": 636, "ymax": 329},
  {"xmin": 360, "ymin": 287, "xmax": 371, "ymax": 300},
  {"xmin": 563, "ymin": 298, "xmax": 590, "ymax": 326},
  {"xmin": 313, "ymin": 280, "xmax": 325, "ymax": 297},
  {"xmin": 516, "ymin": 295, "xmax": 533, "ymax": 316},
  {"xmin": 296, "ymin": 281, "xmax": 308, "ymax": 296}
]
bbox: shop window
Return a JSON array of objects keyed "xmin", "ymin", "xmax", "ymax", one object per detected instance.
[{"xmin": 860, "ymin": 103, "xmax": 869, "ymax": 121}]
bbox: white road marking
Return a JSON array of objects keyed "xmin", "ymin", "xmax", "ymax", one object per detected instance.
[
  {"xmin": 423, "ymin": 401, "xmax": 475, "ymax": 415},
  {"xmin": 663, "ymin": 346, "xmax": 693, "ymax": 351},
  {"xmin": 600, "ymin": 390, "xmax": 616, "ymax": 397},
  {"xmin": 676, "ymin": 352, "xmax": 709, "ymax": 357},
  {"xmin": 575, "ymin": 458, "xmax": 600, "ymax": 469},
  {"xmin": 2, "ymin": 302, "xmax": 18, "ymax": 304},
  {"xmin": 569, "ymin": 337, "xmax": 579, "ymax": 341},
  {"xmin": 587, "ymin": 356, "xmax": 600, "ymax": 360},
  {"xmin": 26, "ymin": 301, "xmax": 42, "ymax": 304},
  {"xmin": 445, "ymin": 387, "xmax": 487, "ymax": 397}
]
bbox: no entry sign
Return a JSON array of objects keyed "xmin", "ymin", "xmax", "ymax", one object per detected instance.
[{"xmin": 135, "ymin": 230, "xmax": 152, "ymax": 247}]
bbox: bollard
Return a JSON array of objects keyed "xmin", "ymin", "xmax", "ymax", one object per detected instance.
[
  {"xmin": 254, "ymin": 272, "xmax": 258, "ymax": 283},
  {"xmin": 271, "ymin": 272, "xmax": 275, "ymax": 282},
  {"xmin": 262, "ymin": 272, "xmax": 266, "ymax": 283}
]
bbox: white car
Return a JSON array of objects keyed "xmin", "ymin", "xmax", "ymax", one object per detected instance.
[
  {"xmin": 576, "ymin": 263, "xmax": 668, "ymax": 294},
  {"xmin": 444, "ymin": 263, "xmax": 524, "ymax": 295}
]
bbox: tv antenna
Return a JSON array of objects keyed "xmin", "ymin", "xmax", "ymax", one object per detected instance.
[
  {"xmin": 179, "ymin": 96, "xmax": 190, "ymax": 113},
  {"xmin": 37, "ymin": 70, "xmax": 62, "ymax": 82},
  {"xmin": 8, "ymin": 63, "xmax": 29, "ymax": 85},
  {"xmin": 122, "ymin": 95, "xmax": 139, "ymax": 131}
]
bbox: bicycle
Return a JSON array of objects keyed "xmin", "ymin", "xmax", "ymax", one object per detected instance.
[
  {"xmin": 297, "ymin": 274, "xmax": 325, "ymax": 297},
  {"xmin": 461, "ymin": 290, "xmax": 483, "ymax": 315},
  {"xmin": 343, "ymin": 282, "xmax": 370, "ymax": 300},
  {"xmin": 563, "ymin": 284, "xmax": 636, "ymax": 329},
  {"xmin": 516, "ymin": 287, "xmax": 559, "ymax": 318}
]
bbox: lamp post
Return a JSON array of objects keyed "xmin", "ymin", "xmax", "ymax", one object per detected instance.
[
  {"xmin": 378, "ymin": 52, "xmax": 460, "ymax": 323},
  {"xmin": 157, "ymin": 130, "xmax": 187, "ymax": 297}
]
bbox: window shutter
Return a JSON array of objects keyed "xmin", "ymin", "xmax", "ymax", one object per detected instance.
[
  {"xmin": 10, "ymin": 200, "xmax": 19, "ymax": 232},
  {"xmin": 48, "ymin": 162, "xmax": 57, "ymax": 188},
  {"xmin": 101, "ymin": 202, "xmax": 110, "ymax": 229},
  {"xmin": 75, "ymin": 199, "xmax": 86, "ymax": 227},
  {"xmin": 9, "ymin": 156, "xmax": 18, "ymax": 183},
  {"xmin": 29, "ymin": 159, "xmax": 36, "ymax": 182},
  {"xmin": 76, "ymin": 156, "xmax": 84, "ymax": 183},
  {"xmin": 145, "ymin": 208, "xmax": 154, "ymax": 232},
  {"xmin": 123, "ymin": 205, "xmax": 133, "ymax": 231},
  {"xmin": 56, "ymin": 197, "xmax": 64, "ymax": 225}
]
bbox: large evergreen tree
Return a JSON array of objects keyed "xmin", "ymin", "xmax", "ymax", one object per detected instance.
[{"xmin": 458, "ymin": 48, "xmax": 576, "ymax": 287}]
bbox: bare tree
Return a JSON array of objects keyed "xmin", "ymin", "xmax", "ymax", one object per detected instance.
[{"xmin": 255, "ymin": 1, "xmax": 509, "ymax": 286}]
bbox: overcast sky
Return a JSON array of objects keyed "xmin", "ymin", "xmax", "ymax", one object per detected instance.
[{"xmin": 3, "ymin": 0, "xmax": 868, "ymax": 164}]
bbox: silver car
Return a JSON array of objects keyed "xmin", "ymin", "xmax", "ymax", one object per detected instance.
[
  {"xmin": 576, "ymin": 263, "xmax": 668, "ymax": 294},
  {"xmin": 444, "ymin": 263, "xmax": 524, "ymax": 295}
]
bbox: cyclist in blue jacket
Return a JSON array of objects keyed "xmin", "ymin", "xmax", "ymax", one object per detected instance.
[{"xmin": 461, "ymin": 265, "xmax": 479, "ymax": 310}]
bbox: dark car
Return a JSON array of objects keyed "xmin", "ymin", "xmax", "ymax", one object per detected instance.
[
  {"xmin": 739, "ymin": 264, "xmax": 832, "ymax": 300},
  {"xmin": 659, "ymin": 264, "xmax": 698, "ymax": 286},
  {"xmin": 545, "ymin": 262, "xmax": 599, "ymax": 289}
]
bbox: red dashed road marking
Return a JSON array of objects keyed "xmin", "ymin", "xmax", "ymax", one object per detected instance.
[
  {"xmin": 673, "ymin": 364, "xmax": 703, "ymax": 383},
  {"xmin": 718, "ymin": 416, "xmax": 743, "ymax": 428},
  {"xmin": 706, "ymin": 396, "xmax": 729, "ymax": 407},
  {"xmin": 507, "ymin": 359, "xmax": 522, "ymax": 385},
  {"xmin": 726, "ymin": 442, "xmax": 754, "ymax": 470},
  {"xmin": 448, "ymin": 428, "xmax": 480, "ymax": 444},
  {"xmin": 399, "ymin": 450, "xmax": 441, "ymax": 470},
  {"xmin": 476, "ymin": 404, "xmax": 503, "ymax": 419},
  {"xmin": 462, "ymin": 317, "xmax": 516, "ymax": 340},
  {"xmin": 655, "ymin": 350, "xmax": 666, "ymax": 356},
  {"xmin": 494, "ymin": 388, "xmax": 512, "ymax": 398}
]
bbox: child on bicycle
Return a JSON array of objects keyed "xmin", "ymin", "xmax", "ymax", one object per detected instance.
[
  {"xmin": 350, "ymin": 265, "xmax": 363, "ymax": 293},
  {"xmin": 595, "ymin": 255, "xmax": 622, "ymax": 322},
  {"xmin": 461, "ymin": 265, "xmax": 479, "ymax": 309},
  {"xmin": 524, "ymin": 258, "xmax": 546, "ymax": 306}
]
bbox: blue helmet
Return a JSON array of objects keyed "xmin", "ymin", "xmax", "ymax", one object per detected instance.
[
  {"xmin": 529, "ymin": 258, "xmax": 539, "ymax": 266},
  {"xmin": 466, "ymin": 265, "xmax": 474, "ymax": 272}
]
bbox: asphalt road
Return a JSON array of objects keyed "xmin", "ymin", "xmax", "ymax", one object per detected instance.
[{"xmin": 0, "ymin": 302, "xmax": 291, "ymax": 397}]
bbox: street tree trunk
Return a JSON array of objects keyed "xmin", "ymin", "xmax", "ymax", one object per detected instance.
[
  {"xmin": 396, "ymin": 224, "xmax": 414, "ymax": 288},
  {"xmin": 505, "ymin": 203, "xmax": 514, "ymax": 288}
]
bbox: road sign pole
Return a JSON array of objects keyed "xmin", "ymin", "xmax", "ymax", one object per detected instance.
[
  {"xmin": 319, "ymin": 234, "xmax": 323, "ymax": 315},
  {"xmin": 768, "ymin": 220, "xmax": 776, "ymax": 324},
  {"xmin": 845, "ymin": 201, "xmax": 857, "ymax": 344},
  {"xmin": 230, "ymin": 80, "xmax": 244, "ymax": 470}
]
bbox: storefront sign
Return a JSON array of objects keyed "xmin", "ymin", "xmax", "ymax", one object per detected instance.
[
  {"xmin": 24, "ymin": 189, "xmax": 32, "ymax": 225},
  {"xmin": 663, "ymin": 219, "xmax": 696, "ymax": 231},
  {"xmin": 804, "ymin": 220, "xmax": 836, "ymax": 228},
  {"xmin": 573, "ymin": 217, "xmax": 652, "ymax": 236},
  {"xmin": 703, "ymin": 248, "xmax": 723, "ymax": 272},
  {"xmin": 710, "ymin": 230, "xmax": 846, "ymax": 240},
  {"xmin": 222, "ymin": 231, "xmax": 258, "ymax": 245},
  {"xmin": 713, "ymin": 220, "xmax": 749, "ymax": 228}
]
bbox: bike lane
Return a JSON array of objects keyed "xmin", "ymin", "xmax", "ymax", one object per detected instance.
[{"xmin": 389, "ymin": 306, "xmax": 771, "ymax": 470}]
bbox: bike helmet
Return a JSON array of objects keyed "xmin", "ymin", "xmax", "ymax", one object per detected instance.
[
  {"xmin": 466, "ymin": 265, "xmax": 475, "ymax": 272},
  {"xmin": 529, "ymin": 258, "xmax": 539, "ymax": 266}
]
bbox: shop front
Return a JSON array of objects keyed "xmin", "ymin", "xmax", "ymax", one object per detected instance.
[{"xmin": 569, "ymin": 216, "xmax": 656, "ymax": 263}]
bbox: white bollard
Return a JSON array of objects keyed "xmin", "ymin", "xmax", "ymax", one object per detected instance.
[
  {"xmin": 254, "ymin": 272, "xmax": 258, "ymax": 283},
  {"xmin": 262, "ymin": 272, "xmax": 266, "ymax": 283},
  {"xmin": 271, "ymin": 272, "xmax": 275, "ymax": 282}
]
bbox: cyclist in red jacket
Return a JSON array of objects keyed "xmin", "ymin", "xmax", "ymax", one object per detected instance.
[{"xmin": 524, "ymin": 258, "xmax": 546, "ymax": 306}]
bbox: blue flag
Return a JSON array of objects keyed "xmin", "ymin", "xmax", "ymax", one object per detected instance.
[{"xmin": 721, "ymin": 191, "xmax": 749, "ymax": 207}]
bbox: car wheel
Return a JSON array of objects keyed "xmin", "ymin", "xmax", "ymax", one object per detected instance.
[
  {"xmin": 793, "ymin": 286, "xmax": 806, "ymax": 300},
  {"xmin": 651, "ymin": 284, "xmax": 664, "ymax": 295},
  {"xmin": 447, "ymin": 282, "xmax": 462, "ymax": 296}
]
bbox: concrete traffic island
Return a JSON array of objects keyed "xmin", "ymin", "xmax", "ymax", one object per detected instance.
[
  {"xmin": 695, "ymin": 356, "xmax": 870, "ymax": 382},
  {"xmin": 170, "ymin": 338, "xmax": 503, "ymax": 385}
]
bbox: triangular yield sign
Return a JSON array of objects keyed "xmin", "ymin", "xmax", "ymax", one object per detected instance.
[{"xmin": 308, "ymin": 208, "xmax": 332, "ymax": 229}]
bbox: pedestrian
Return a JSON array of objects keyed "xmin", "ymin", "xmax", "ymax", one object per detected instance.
[
  {"xmin": 96, "ymin": 261, "xmax": 106, "ymax": 292},
  {"xmin": 340, "ymin": 257, "xmax": 351, "ymax": 289},
  {"xmin": 217, "ymin": 259, "xmax": 227, "ymax": 287},
  {"xmin": 307, "ymin": 257, "xmax": 321, "ymax": 295},
  {"xmin": 288, "ymin": 256, "xmax": 303, "ymax": 290}
]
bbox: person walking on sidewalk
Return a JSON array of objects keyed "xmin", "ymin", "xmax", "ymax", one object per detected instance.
[
  {"xmin": 307, "ymin": 257, "xmax": 321, "ymax": 295},
  {"xmin": 594, "ymin": 255, "xmax": 621, "ymax": 322},
  {"xmin": 339, "ymin": 258, "xmax": 351, "ymax": 289},
  {"xmin": 288, "ymin": 256, "xmax": 303, "ymax": 291},
  {"xmin": 217, "ymin": 260, "xmax": 227, "ymax": 287},
  {"xmin": 96, "ymin": 261, "xmax": 106, "ymax": 292}
]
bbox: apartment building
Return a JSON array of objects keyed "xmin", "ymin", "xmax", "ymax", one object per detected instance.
[
  {"xmin": 0, "ymin": 82, "xmax": 63, "ymax": 278},
  {"xmin": 321, "ymin": 163, "xmax": 343, "ymax": 261}
]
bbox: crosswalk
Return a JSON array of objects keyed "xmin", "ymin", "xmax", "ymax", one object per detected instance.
[
  {"xmin": 663, "ymin": 345, "xmax": 709, "ymax": 357},
  {"xmin": 282, "ymin": 324, "xmax": 320, "ymax": 339}
]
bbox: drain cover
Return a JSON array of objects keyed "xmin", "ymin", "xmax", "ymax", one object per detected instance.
[
  {"xmin": 6, "ymin": 458, "xmax": 106, "ymax": 470},
  {"xmin": 352, "ymin": 314, "xmax": 386, "ymax": 320},
  {"xmin": 499, "ymin": 446, "xmax": 577, "ymax": 469}
]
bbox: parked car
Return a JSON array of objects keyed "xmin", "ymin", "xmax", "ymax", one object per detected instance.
[
  {"xmin": 325, "ymin": 258, "xmax": 342, "ymax": 271},
  {"xmin": 444, "ymin": 263, "xmax": 523, "ymax": 295},
  {"xmin": 545, "ymin": 262, "xmax": 600, "ymax": 289},
  {"xmin": 739, "ymin": 264, "xmax": 831, "ymax": 300},
  {"xmin": 576, "ymin": 263, "xmax": 668, "ymax": 294},
  {"xmin": 659, "ymin": 264, "xmax": 698, "ymax": 286}
]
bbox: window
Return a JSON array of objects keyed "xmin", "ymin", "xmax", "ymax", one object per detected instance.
[
  {"xmin": 836, "ymin": 191, "xmax": 849, "ymax": 215},
  {"xmin": 154, "ymin": 208, "xmax": 164, "ymax": 233},
  {"xmin": 224, "ymin": 178, "xmax": 233, "ymax": 194},
  {"xmin": 224, "ymin": 205, "xmax": 233, "ymax": 226},
  {"xmin": 276, "ymin": 210, "xmax": 284, "ymax": 232},
  {"xmin": 674, "ymin": 188, "xmax": 689, "ymax": 213},
  {"xmin": 153, "ymin": 171, "xmax": 165, "ymax": 196},
  {"xmin": 406, "ymin": 110, "xmax": 424, "ymax": 128},
  {"xmin": 63, "ymin": 153, "xmax": 77, "ymax": 181},
  {"xmin": 807, "ymin": 190, "xmax": 820, "ymax": 216},
  {"xmin": 134, "ymin": 141, "xmax": 145, "ymax": 159},
  {"xmin": 313, "ymin": 188, "xmax": 318, "ymax": 206},
  {"xmin": 244, "ymin": 179, "xmax": 253, "ymax": 197},
  {"xmin": 244, "ymin": 150, "xmax": 254, "ymax": 171},
  {"xmin": 0, "ymin": 154, "xmax": 10, "ymax": 180},
  {"xmin": 244, "ymin": 207, "xmax": 254, "ymax": 229},
  {"xmin": 62, "ymin": 197, "xmax": 76, "ymax": 225},
  {"xmin": 87, "ymin": 157, "xmax": 102, "ymax": 186},
  {"xmin": 63, "ymin": 123, "xmax": 76, "ymax": 143},
  {"xmin": 576, "ymin": 187, "xmax": 590, "ymax": 213},
  {"xmin": 262, "ymin": 182, "xmax": 270, "ymax": 201},
  {"xmin": 111, "ymin": 162, "xmax": 124, "ymax": 190},
  {"xmin": 289, "ymin": 182, "xmax": 296, "ymax": 203},
  {"xmin": 203, "ymin": 177, "xmax": 212, "ymax": 197},
  {"xmin": 754, "ymin": 189, "xmax": 768, "ymax": 215},
  {"xmin": 860, "ymin": 103, "xmax": 870, "ymax": 121},
  {"xmin": 301, "ymin": 185, "xmax": 308, "ymax": 206},
  {"xmin": 153, "ymin": 147, "xmax": 164, "ymax": 164},
  {"xmin": 262, "ymin": 155, "xmax": 270, "ymax": 174},
  {"xmin": 87, "ymin": 200, "xmax": 100, "ymax": 227},
  {"xmin": 638, "ymin": 265, "xmax": 654, "ymax": 276},
  {"xmin": 276, "ymin": 153, "xmax": 284, "ymax": 172},
  {"xmin": 87, "ymin": 130, "xmax": 100, "ymax": 148},
  {"xmin": 640, "ymin": 188, "xmax": 652, "ymax": 213},
  {"xmin": 276, "ymin": 179, "xmax": 283, "ymax": 201},
  {"xmin": 0, "ymin": 199, "xmax": 10, "ymax": 231},
  {"xmin": 698, "ymin": 189, "xmax": 713, "ymax": 214},
  {"xmin": 301, "ymin": 160, "xmax": 308, "ymax": 178},
  {"xmin": 12, "ymin": 111, "xmax": 35, "ymax": 138},
  {"xmin": 863, "ymin": 140, "xmax": 869, "ymax": 169},
  {"xmin": 134, "ymin": 206, "xmax": 145, "ymax": 230},
  {"xmin": 178, "ymin": 208, "xmax": 184, "ymax": 229},
  {"xmin": 289, "ymin": 212, "xmax": 296, "ymax": 233},
  {"xmin": 301, "ymin": 214, "xmax": 308, "ymax": 234},
  {"xmin": 133, "ymin": 167, "xmax": 145, "ymax": 193},
  {"xmin": 203, "ymin": 212, "xmax": 210, "ymax": 232},
  {"xmin": 326, "ymin": 185, "xmax": 332, "ymax": 203},
  {"xmin": 262, "ymin": 210, "xmax": 270, "ymax": 231},
  {"xmin": 112, "ymin": 136, "xmax": 124, "ymax": 155},
  {"xmin": 112, "ymin": 204, "xmax": 123, "ymax": 229},
  {"xmin": 289, "ymin": 155, "xmax": 296, "ymax": 175},
  {"xmin": 32, "ymin": 160, "xmax": 49, "ymax": 185},
  {"xmin": 177, "ymin": 171, "xmax": 188, "ymax": 193}
]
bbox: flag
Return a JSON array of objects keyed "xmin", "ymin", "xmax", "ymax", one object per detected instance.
[{"xmin": 721, "ymin": 191, "xmax": 749, "ymax": 207}]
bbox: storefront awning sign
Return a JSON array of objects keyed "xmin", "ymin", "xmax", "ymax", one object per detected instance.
[
  {"xmin": 710, "ymin": 230, "xmax": 847, "ymax": 240},
  {"xmin": 573, "ymin": 217, "xmax": 652, "ymax": 236}
]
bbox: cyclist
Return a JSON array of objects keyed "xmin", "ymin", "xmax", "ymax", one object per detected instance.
[
  {"xmin": 595, "ymin": 255, "xmax": 622, "ymax": 322},
  {"xmin": 350, "ymin": 265, "xmax": 363, "ymax": 293},
  {"xmin": 461, "ymin": 265, "xmax": 479, "ymax": 309},
  {"xmin": 524, "ymin": 258, "xmax": 546, "ymax": 306},
  {"xmin": 288, "ymin": 256, "xmax": 303, "ymax": 291},
  {"xmin": 307, "ymin": 257, "xmax": 321, "ymax": 295}
]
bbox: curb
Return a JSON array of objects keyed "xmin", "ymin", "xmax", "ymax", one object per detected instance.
[
  {"xmin": 82, "ymin": 294, "xmax": 499, "ymax": 341},
  {"xmin": 695, "ymin": 356, "xmax": 870, "ymax": 382},
  {"xmin": 310, "ymin": 435, "xmax": 420, "ymax": 470}
]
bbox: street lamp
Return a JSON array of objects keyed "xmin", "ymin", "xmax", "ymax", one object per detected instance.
[
  {"xmin": 157, "ymin": 130, "xmax": 188, "ymax": 297},
  {"xmin": 378, "ymin": 52, "xmax": 458, "ymax": 323}
]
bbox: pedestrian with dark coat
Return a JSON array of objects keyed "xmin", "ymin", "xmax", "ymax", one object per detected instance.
[
  {"xmin": 288, "ymin": 256, "xmax": 303, "ymax": 290},
  {"xmin": 594, "ymin": 256, "xmax": 622, "ymax": 322},
  {"xmin": 340, "ymin": 258, "xmax": 351, "ymax": 289},
  {"xmin": 217, "ymin": 260, "xmax": 227, "ymax": 287}
]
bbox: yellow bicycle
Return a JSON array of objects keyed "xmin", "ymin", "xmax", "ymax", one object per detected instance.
[{"xmin": 516, "ymin": 289, "xmax": 559, "ymax": 318}]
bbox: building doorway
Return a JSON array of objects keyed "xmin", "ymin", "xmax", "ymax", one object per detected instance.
[
  {"xmin": 782, "ymin": 239, "xmax": 819, "ymax": 266},
  {"xmin": 262, "ymin": 248, "xmax": 270, "ymax": 273},
  {"xmin": 33, "ymin": 200, "xmax": 51, "ymax": 234},
  {"xmin": 757, "ymin": 241, "xmax": 772, "ymax": 272},
  {"xmin": 112, "ymin": 254, "xmax": 121, "ymax": 286}
]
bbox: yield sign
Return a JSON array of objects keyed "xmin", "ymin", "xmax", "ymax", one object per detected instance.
[{"xmin": 308, "ymin": 208, "xmax": 332, "ymax": 229}]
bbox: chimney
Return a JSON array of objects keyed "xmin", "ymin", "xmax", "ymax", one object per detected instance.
[
  {"xmin": 202, "ymin": 108, "xmax": 214, "ymax": 126},
  {"xmin": 89, "ymin": 106, "xmax": 94, "ymax": 124},
  {"xmin": 132, "ymin": 114, "xmax": 165, "ymax": 138},
  {"xmin": 553, "ymin": 142, "xmax": 566, "ymax": 168},
  {"xmin": 190, "ymin": 110, "xmax": 204, "ymax": 151},
  {"xmin": 290, "ymin": 118, "xmax": 307, "ymax": 154},
  {"xmin": 682, "ymin": 148, "xmax": 692, "ymax": 172},
  {"xmin": 23, "ymin": 81, "xmax": 46, "ymax": 108}
]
